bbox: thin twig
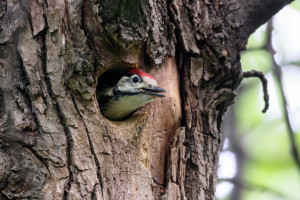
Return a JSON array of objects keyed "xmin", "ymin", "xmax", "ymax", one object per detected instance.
[
  {"xmin": 265, "ymin": 20, "xmax": 300, "ymax": 171},
  {"xmin": 243, "ymin": 70, "xmax": 269, "ymax": 113}
]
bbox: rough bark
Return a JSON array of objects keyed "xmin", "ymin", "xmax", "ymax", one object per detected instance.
[{"xmin": 0, "ymin": 0, "xmax": 292, "ymax": 199}]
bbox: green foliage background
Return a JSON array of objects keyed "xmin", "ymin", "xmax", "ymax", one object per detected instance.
[{"xmin": 217, "ymin": 1, "xmax": 300, "ymax": 200}]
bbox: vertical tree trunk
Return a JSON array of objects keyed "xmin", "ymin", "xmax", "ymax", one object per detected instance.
[{"xmin": 0, "ymin": 0, "xmax": 292, "ymax": 199}]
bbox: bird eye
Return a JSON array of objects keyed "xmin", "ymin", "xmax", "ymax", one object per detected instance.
[{"xmin": 132, "ymin": 75, "xmax": 140, "ymax": 83}]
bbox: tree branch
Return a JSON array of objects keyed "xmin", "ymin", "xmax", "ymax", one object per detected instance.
[
  {"xmin": 239, "ymin": 0, "xmax": 293, "ymax": 40},
  {"xmin": 265, "ymin": 20, "xmax": 300, "ymax": 172},
  {"xmin": 243, "ymin": 70, "xmax": 269, "ymax": 113}
]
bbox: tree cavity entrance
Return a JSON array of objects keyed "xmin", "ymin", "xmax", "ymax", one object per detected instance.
[{"xmin": 96, "ymin": 62, "xmax": 138, "ymax": 120}]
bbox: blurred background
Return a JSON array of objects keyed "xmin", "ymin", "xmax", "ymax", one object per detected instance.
[{"xmin": 217, "ymin": 1, "xmax": 300, "ymax": 200}]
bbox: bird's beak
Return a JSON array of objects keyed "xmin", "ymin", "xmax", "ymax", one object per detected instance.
[{"xmin": 141, "ymin": 86, "xmax": 166, "ymax": 97}]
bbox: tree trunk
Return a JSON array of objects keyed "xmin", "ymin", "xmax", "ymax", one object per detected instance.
[{"xmin": 0, "ymin": 0, "xmax": 292, "ymax": 199}]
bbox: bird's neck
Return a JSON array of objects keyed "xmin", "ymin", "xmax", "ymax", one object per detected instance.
[{"xmin": 101, "ymin": 94, "xmax": 154, "ymax": 120}]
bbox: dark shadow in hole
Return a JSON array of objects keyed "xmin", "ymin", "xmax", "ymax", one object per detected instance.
[
  {"xmin": 96, "ymin": 61, "xmax": 137, "ymax": 120},
  {"xmin": 96, "ymin": 62, "xmax": 133, "ymax": 95},
  {"xmin": 139, "ymin": 43, "xmax": 152, "ymax": 71},
  {"xmin": 96, "ymin": 44, "xmax": 155, "ymax": 120}
]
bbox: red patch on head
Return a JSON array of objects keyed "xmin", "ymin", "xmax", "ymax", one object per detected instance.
[{"xmin": 128, "ymin": 68, "xmax": 154, "ymax": 79}]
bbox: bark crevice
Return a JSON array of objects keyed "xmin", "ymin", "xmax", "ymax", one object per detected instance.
[
  {"xmin": 15, "ymin": 44, "xmax": 40, "ymax": 132},
  {"xmin": 55, "ymin": 101, "xmax": 74, "ymax": 200},
  {"xmin": 71, "ymin": 96, "xmax": 104, "ymax": 198}
]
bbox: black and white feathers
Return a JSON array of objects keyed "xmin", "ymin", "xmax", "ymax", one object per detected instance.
[{"xmin": 97, "ymin": 69, "xmax": 166, "ymax": 120}]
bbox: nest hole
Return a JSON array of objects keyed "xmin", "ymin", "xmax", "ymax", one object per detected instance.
[
  {"xmin": 96, "ymin": 62, "xmax": 137, "ymax": 94},
  {"xmin": 96, "ymin": 62, "xmax": 144, "ymax": 121},
  {"xmin": 96, "ymin": 44, "xmax": 154, "ymax": 120}
]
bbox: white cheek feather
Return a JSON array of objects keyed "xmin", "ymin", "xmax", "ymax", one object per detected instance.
[
  {"xmin": 117, "ymin": 75, "xmax": 158, "ymax": 92},
  {"xmin": 142, "ymin": 76, "xmax": 158, "ymax": 87},
  {"xmin": 117, "ymin": 76, "xmax": 133, "ymax": 91},
  {"xmin": 102, "ymin": 94, "xmax": 155, "ymax": 120}
]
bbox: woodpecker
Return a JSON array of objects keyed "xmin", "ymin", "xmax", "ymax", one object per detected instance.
[{"xmin": 97, "ymin": 68, "xmax": 166, "ymax": 121}]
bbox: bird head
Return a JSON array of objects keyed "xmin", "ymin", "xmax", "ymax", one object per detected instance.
[
  {"xmin": 116, "ymin": 68, "xmax": 165, "ymax": 98},
  {"xmin": 97, "ymin": 68, "xmax": 166, "ymax": 120}
]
